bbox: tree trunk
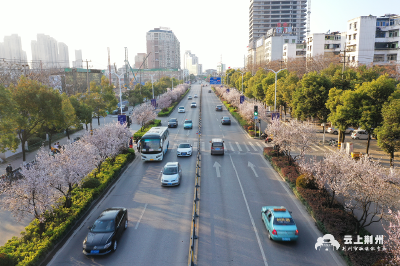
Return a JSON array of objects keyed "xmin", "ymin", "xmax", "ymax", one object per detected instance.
[
  {"xmin": 85, "ymin": 123, "xmax": 88, "ymax": 131},
  {"xmin": 39, "ymin": 222, "xmax": 46, "ymax": 237},
  {"xmin": 366, "ymin": 133, "xmax": 371, "ymax": 155},
  {"xmin": 97, "ymin": 116, "xmax": 100, "ymax": 126},
  {"xmin": 391, "ymin": 151, "xmax": 394, "ymax": 167},
  {"xmin": 48, "ymin": 134, "xmax": 52, "ymax": 150},
  {"xmin": 66, "ymin": 128, "xmax": 70, "ymax": 139},
  {"xmin": 22, "ymin": 140, "xmax": 26, "ymax": 162}
]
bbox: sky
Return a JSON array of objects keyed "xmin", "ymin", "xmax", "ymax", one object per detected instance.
[{"xmin": 1, "ymin": 0, "xmax": 398, "ymax": 71}]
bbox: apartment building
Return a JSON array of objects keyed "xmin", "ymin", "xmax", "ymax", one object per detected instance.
[
  {"xmin": 282, "ymin": 43, "xmax": 306, "ymax": 62},
  {"xmin": 146, "ymin": 27, "xmax": 180, "ymax": 69},
  {"xmin": 0, "ymin": 34, "xmax": 27, "ymax": 62},
  {"xmin": 306, "ymin": 31, "xmax": 345, "ymax": 58},
  {"xmin": 135, "ymin": 53, "xmax": 148, "ymax": 69},
  {"xmin": 346, "ymin": 14, "xmax": 400, "ymax": 66},
  {"xmin": 184, "ymin": 50, "xmax": 202, "ymax": 75}
]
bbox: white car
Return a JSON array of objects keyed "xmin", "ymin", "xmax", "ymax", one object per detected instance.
[
  {"xmin": 177, "ymin": 143, "xmax": 193, "ymax": 157},
  {"xmin": 178, "ymin": 106, "xmax": 185, "ymax": 113},
  {"xmin": 191, "ymin": 102, "xmax": 197, "ymax": 108},
  {"xmin": 326, "ymin": 127, "xmax": 354, "ymax": 135},
  {"xmin": 161, "ymin": 162, "xmax": 182, "ymax": 186},
  {"xmin": 194, "ymin": 94, "xmax": 198, "ymax": 98},
  {"xmin": 351, "ymin": 130, "xmax": 369, "ymax": 140},
  {"xmin": 188, "ymin": 96, "xmax": 192, "ymax": 100}
]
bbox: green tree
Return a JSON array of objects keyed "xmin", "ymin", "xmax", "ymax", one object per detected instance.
[
  {"xmin": 0, "ymin": 85, "xmax": 19, "ymax": 152},
  {"xmin": 61, "ymin": 93, "xmax": 78, "ymax": 139},
  {"xmin": 375, "ymin": 99, "xmax": 400, "ymax": 167},
  {"xmin": 70, "ymin": 94, "xmax": 93, "ymax": 131},
  {"xmin": 292, "ymin": 71, "xmax": 332, "ymax": 121}
]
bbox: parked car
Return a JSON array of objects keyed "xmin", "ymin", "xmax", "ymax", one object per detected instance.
[
  {"xmin": 326, "ymin": 127, "xmax": 354, "ymax": 135},
  {"xmin": 210, "ymin": 138, "xmax": 224, "ymax": 155},
  {"xmin": 177, "ymin": 143, "xmax": 192, "ymax": 157},
  {"xmin": 160, "ymin": 162, "xmax": 182, "ymax": 186},
  {"xmin": 261, "ymin": 206, "xmax": 298, "ymax": 242},
  {"xmin": 351, "ymin": 130, "xmax": 369, "ymax": 140},
  {"xmin": 82, "ymin": 207, "xmax": 128, "ymax": 255},
  {"xmin": 215, "ymin": 105, "xmax": 223, "ymax": 111},
  {"xmin": 168, "ymin": 118, "xmax": 178, "ymax": 128},
  {"xmin": 221, "ymin": 116, "xmax": 231, "ymax": 125},
  {"xmin": 178, "ymin": 106, "xmax": 185, "ymax": 113},
  {"xmin": 191, "ymin": 102, "xmax": 197, "ymax": 108}
]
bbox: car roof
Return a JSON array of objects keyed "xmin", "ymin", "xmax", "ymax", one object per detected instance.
[
  {"xmin": 179, "ymin": 106, "xmax": 184, "ymax": 108},
  {"xmin": 223, "ymin": 116, "xmax": 230, "ymax": 118},
  {"xmin": 212, "ymin": 138, "xmax": 223, "ymax": 142},
  {"xmin": 262, "ymin": 206, "xmax": 292, "ymax": 218},
  {"xmin": 169, "ymin": 118, "xmax": 177, "ymax": 120},
  {"xmin": 184, "ymin": 120, "xmax": 192, "ymax": 122},
  {"xmin": 98, "ymin": 208, "xmax": 125, "ymax": 220},
  {"xmin": 165, "ymin": 162, "xmax": 179, "ymax": 167}
]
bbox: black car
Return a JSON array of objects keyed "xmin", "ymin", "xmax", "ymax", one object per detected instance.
[
  {"xmin": 208, "ymin": 90, "xmax": 212, "ymax": 93},
  {"xmin": 83, "ymin": 207, "xmax": 128, "ymax": 255},
  {"xmin": 221, "ymin": 116, "xmax": 231, "ymax": 125},
  {"xmin": 215, "ymin": 105, "xmax": 223, "ymax": 111},
  {"xmin": 168, "ymin": 118, "xmax": 178, "ymax": 128}
]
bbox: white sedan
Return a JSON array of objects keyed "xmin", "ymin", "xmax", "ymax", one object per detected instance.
[
  {"xmin": 194, "ymin": 94, "xmax": 198, "ymax": 98},
  {"xmin": 178, "ymin": 106, "xmax": 185, "ymax": 113},
  {"xmin": 177, "ymin": 143, "xmax": 193, "ymax": 157},
  {"xmin": 191, "ymin": 102, "xmax": 197, "ymax": 108}
]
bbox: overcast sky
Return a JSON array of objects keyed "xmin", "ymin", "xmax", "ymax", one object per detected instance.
[{"xmin": 1, "ymin": 0, "xmax": 398, "ymax": 71}]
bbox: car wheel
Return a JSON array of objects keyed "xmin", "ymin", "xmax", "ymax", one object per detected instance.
[
  {"xmin": 333, "ymin": 131, "xmax": 338, "ymax": 135},
  {"xmin": 349, "ymin": 131, "xmax": 353, "ymax": 135},
  {"xmin": 113, "ymin": 240, "xmax": 118, "ymax": 251},
  {"xmin": 356, "ymin": 137, "xmax": 359, "ymax": 140},
  {"xmin": 124, "ymin": 219, "xmax": 128, "ymax": 230}
]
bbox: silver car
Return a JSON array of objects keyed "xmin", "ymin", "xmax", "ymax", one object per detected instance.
[{"xmin": 161, "ymin": 162, "xmax": 182, "ymax": 186}]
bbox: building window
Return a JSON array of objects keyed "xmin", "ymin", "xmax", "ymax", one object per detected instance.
[
  {"xmin": 352, "ymin": 56, "xmax": 356, "ymax": 62},
  {"xmin": 387, "ymin": 54, "xmax": 397, "ymax": 61},
  {"xmin": 353, "ymin": 33, "xmax": 357, "ymax": 40},
  {"xmin": 389, "ymin": 30, "xmax": 399, "ymax": 37},
  {"xmin": 292, "ymin": 39, "xmax": 296, "ymax": 43},
  {"xmin": 284, "ymin": 39, "xmax": 289, "ymax": 43},
  {"xmin": 376, "ymin": 31, "xmax": 386, "ymax": 38},
  {"xmin": 349, "ymin": 23, "xmax": 352, "ymax": 30},
  {"xmin": 373, "ymin": 54, "xmax": 385, "ymax": 62},
  {"xmin": 354, "ymin": 22, "xmax": 357, "ymax": 29},
  {"xmin": 349, "ymin": 35, "xmax": 352, "ymax": 41}
]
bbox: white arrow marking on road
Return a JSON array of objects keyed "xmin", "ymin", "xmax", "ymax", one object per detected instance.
[
  {"xmin": 213, "ymin": 161, "xmax": 221, "ymax": 177},
  {"xmin": 235, "ymin": 142, "xmax": 243, "ymax": 151},
  {"xmin": 248, "ymin": 161, "xmax": 259, "ymax": 177}
]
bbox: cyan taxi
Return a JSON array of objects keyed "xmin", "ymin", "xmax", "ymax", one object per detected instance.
[
  {"xmin": 183, "ymin": 119, "xmax": 193, "ymax": 129},
  {"xmin": 261, "ymin": 206, "xmax": 298, "ymax": 241}
]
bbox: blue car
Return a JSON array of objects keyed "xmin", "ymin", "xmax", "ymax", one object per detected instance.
[
  {"xmin": 261, "ymin": 206, "xmax": 298, "ymax": 241},
  {"xmin": 183, "ymin": 119, "xmax": 193, "ymax": 129}
]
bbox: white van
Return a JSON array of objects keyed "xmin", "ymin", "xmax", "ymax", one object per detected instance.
[{"xmin": 351, "ymin": 130, "xmax": 369, "ymax": 140}]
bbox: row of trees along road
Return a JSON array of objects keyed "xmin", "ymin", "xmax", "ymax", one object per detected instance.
[
  {"xmin": 0, "ymin": 76, "xmax": 118, "ymax": 162},
  {"xmin": 224, "ymin": 63, "xmax": 400, "ymax": 166}
]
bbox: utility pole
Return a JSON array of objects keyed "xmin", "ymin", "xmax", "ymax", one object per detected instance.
[{"xmin": 125, "ymin": 47, "xmax": 129, "ymax": 89}]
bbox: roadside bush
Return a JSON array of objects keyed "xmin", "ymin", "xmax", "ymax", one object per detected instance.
[
  {"xmin": 296, "ymin": 174, "xmax": 317, "ymax": 189},
  {"xmin": 0, "ymin": 253, "xmax": 16, "ymax": 266},
  {"xmin": 272, "ymin": 156, "xmax": 289, "ymax": 169},
  {"xmin": 161, "ymin": 107, "xmax": 169, "ymax": 112},
  {"xmin": 81, "ymin": 178, "xmax": 101, "ymax": 189},
  {"xmin": 281, "ymin": 166, "xmax": 299, "ymax": 184}
]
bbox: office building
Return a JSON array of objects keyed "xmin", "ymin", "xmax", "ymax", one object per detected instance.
[
  {"xmin": 0, "ymin": 34, "xmax": 27, "ymax": 62},
  {"xmin": 146, "ymin": 27, "xmax": 180, "ymax": 69},
  {"xmin": 73, "ymin": 50, "xmax": 83, "ymax": 68},
  {"xmin": 184, "ymin": 50, "xmax": 202, "ymax": 75}
]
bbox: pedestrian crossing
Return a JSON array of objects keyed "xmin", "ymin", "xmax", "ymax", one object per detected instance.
[{"xmin": 172, "ymin": 141, "xmax": 335, "ymax": 154}]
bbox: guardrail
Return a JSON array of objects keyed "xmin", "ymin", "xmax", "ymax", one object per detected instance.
[{"xmin": 188, "ymin": 85, "xmax": 202, "ymax": 266}]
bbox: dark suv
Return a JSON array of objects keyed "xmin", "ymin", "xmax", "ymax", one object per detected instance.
[{"xmin": 168, "ymin": 118, "xmax": 178, "ymax": 128}]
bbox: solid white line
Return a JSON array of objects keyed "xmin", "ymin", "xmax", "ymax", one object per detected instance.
[
  {"xmin": 257, "ymin": 154, "xmax": 343, "ymax": 266},
  {"xmin": 309, "ymin": 145, "xmax": 318, "ymax": 151},
  {"xmin": 255, "ymin": 142, "xmax": 263, "ymax": 151},
  {"xmin": 244, "ymin": 143, "xmax": 250, "ymax": 152},
  {"xmin": 249, "ymin": 142, "xmax": 257, "ymax": 151},
  {"xmin": 229, "ymin": 155, "xmax": 268, "ymax": 266},
  {"xmin": 135, "ymin": 203, "xmax": 148, "ymax": 230},
  {"xmin": 235, "ymin": 142, "xmax": 243, "ymax": 152},
  {"xmin": 315, "ymin": 144, "xmax": 327, "ymax": 152},
  {"xmin": 229, "ymin": 142, "xmax": 235, "ymax": 151},
  {"xmin": 202, "ymin": 142, "xmax": 205, "ymax": 151}
]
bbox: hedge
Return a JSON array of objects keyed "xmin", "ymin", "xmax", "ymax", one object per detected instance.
[
  {"xmin": 133, "ymin": 119, "xmax": 162, "ymax": 140},
  {"xmin": 0, "ymin": 150, "xmax": 135, "ymax": 266},
  {"xmin": 262, "ymin": 147, "xmax": 388, "ymax": 266},
  {"xmin": 158, "ymin": 87, "xmax": 191, "ymax": 117}
]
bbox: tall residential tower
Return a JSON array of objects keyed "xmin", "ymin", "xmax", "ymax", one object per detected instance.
[{"xmin": 146, "ymin": 27, "xmax": 180, "ymax": 69}]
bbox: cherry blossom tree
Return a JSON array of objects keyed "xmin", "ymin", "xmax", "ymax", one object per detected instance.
[
  {"xmin": 0, "ymin": 148, "xmax": 59, "ymax": 234},
  {"xmin": 49, "ymin": 141, "xmax": 99, "ymax": 208},
  {"xmin": 157, "ymin": 95, "xmax": 172, "ymax": 109},
  {"xmin": 383, "ymin": 209, "xmax": 400, "ymax": 265},
  {"xmin": 131, "ymin": 103, "xmax": 156, "ymax": 128}
]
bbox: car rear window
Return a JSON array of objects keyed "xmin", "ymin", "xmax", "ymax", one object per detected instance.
[
  {"xmin": 212, "ymin": 142, "xmax": 223, "ymax": 147},
  {"xmin": 273, "ymin": 217, "xmax": 295, "ymax": 225},
  {"xmin": 179, "ymin": 144, "xmax": 190, "ymax": 148},
  {"xmin": 223, "ymin": 117, "xmax": 229, "ymax": 119},
  {"xmin": 185, "ymin": 120, "xmax": 192, "ymax": 123},
  {"xmin": 169, "ymin": 119, "xmax": 177, "ymax": 122}
]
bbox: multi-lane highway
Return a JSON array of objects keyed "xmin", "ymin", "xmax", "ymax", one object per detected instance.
[{"xmin": 47, "ymin": 83, "xmax": 345, "ymax": 266}]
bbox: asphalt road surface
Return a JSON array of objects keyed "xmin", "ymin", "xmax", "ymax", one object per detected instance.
[{"xmin": 47, "ymin": 83, "xmax": 346, "ymax": 266}]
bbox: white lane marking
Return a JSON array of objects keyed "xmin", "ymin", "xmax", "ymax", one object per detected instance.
[
  {"xmin": 263, "ymin": 142, "xmax": 269, "ymax": 147},
  {"xmin": 135, "ymin": 203, "xmax": 148, "ymax": 230},
  {"xmin": 229, "ymin": 155, "xmax": 268, "ymax": 266},
  {"xmin": 249, "ymin": 142, "xmax": 257, "ymax": 151},
  {"xmin": 202, "ymin": 142, "xmax": 205, "ymax": 151},
  {"xmin": 235, "ymin": 142, "xmax": 243, "ymax": 152},
  {"xmin": 213, "ymin": 161, "xmax": 221, "ymax": 177},
  {"xmin": 255, "ymin": 142, "xmax": 263, "ymax": 151},
  {"xmin": 229, "ymin": 142, "xmax": 235, "ymax": 151},
  {"xmin": 248, "ymin": 161, "xmax": 259, "ymax": 177},
  {"xmin": 315, "ymin": 144, "xmax": 327, "ymax": 152},
  {"xmin": 309, "ymin": 145, "xmax": 318, "ymax": 152},
  {"xmin": 244, "ymin": 143, "xmax": 250, "ymax": 152},
  {"xmin": 258, "ymin": 154, "xmax": 343, "ymax": 265}
]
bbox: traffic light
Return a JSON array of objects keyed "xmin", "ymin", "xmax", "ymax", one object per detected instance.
[{"xmin": 254, "ymin": 105, "xmax": 258, "ymax": 116}]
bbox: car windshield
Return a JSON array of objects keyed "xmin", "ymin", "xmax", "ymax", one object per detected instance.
[
  {"xmin": 91, "ymin": 219, "xmax": 115, "ymax": 232},
  {"xmin": 212, "ymin": 142, "xmax": 223, "ymax": 147},
  {"xmin": 192, "ymin": 102, "xmax": 196, "ymax": 104},
  {"xmin": 223, "ymin": 117, "xmax": 229, "ymax": 119},
  {"xmin": 179, "ymin": 144, "xmax": 191, "ymax": 148},
  {"xmin": 169, "ymin": 119, "xmax": 177, "ymax": 122},
  {"xmin": 140, "ymin": 139, "xmax": 161, "ymax": 154},
  {"xmin": 179, "ymin": 107, "xmax": 184, "ymax": 109},
  {"xmin": 217, "ymin": 106, "xmax": 222, "ymax": 108},
  {"xmin": 273, "ymin": 217, "xmax": 295, "ymax": 225},
  {"xmin": 163, "ymin": 167, "xmax": 178, "ymax": 175},
  {"xmin": 185, "ymin": 120, "xmax": 192, "ymax": 124}
]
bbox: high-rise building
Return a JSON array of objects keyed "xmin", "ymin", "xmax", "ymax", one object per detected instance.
[
  {"xmin": 73, "ymin": 50, "xmax": 83, "ymax": 68},
  {"xmin": 0, "ymin": 34, "xmax": 27, "ymax": 62},
  {"xmin": 146, "ymin": 27, "xmax": 180, "ymax": 69},
  {"xmin": 135, "ymin": 53, "xmax": 148, "ymax": 69},
  {"xmin": 31, "ymin": 34, "xmax": 70, "ymax": 68},
  {"xmin": 58, "ymin": 42, "xmax": 69, "ymax": 68},
  {"xmin": 249, "ymin": 0, "xmax": 307, "ymax": 45},
  {"xmin": 184, "ymin": 50, "xmax": 202, "ymax": 75}
]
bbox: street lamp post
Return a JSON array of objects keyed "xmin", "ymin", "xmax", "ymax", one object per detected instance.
[
  {"xmin": 150, "ymin": 74, "xmax": 156, "ymax": 99},
  {"xmin": 241, "ymin": 72, "xmax": 244, "ymax": 93},
  {"xmin": 170, "ymin": 74, "xmax": 177, "ymax": 89},
  {"xmin": 265, "ymin": 68, "xmax": 286, "ymax": 112},
  {"xmin": 112, "ymin": 71, "xmax": 124, "ymax": 114}
]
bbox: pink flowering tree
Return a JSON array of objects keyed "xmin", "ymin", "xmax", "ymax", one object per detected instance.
[
  {"xmin": 49, "ymin": 141, "xmax": 99, "ymax": 208},
  {"xmin": 383, "ymin": 209, "xmax": 400, "ymax": 265},
  {"xmin": 131, "ymin": 103, "xmax": 157, "ymax": 129},
  {"xmin": 0, "ymin": 148, "xmax": 59, "ymax": 234},
  {"xmin": 158, "ymin": 95, "xmax": 172, "ymax": 109}
]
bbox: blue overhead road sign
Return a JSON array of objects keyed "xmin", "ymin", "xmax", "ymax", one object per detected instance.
[{"xmin": 210, "ymin": 77, "xmax": 221, "ymax": 84}]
